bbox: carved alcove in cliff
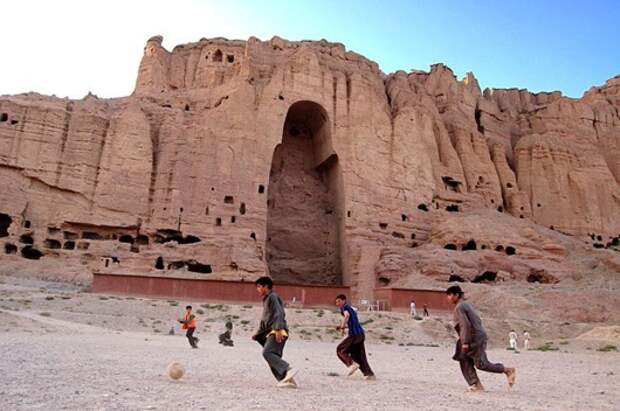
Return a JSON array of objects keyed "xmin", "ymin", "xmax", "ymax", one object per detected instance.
[
  {"xmin": 0, "ymin": 213, "xmax": 12, "ymax": 237},
  {"xmin": 266, "ymin": 101, "xmax": 344, "ymax": 285}
]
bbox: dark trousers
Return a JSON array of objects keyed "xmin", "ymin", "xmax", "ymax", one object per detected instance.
[
  {"xmin": 337, "ymin": 334, "xmax": 374, "ymax": 376},
  {"xmin": 186, "ymin": 327, "xmax": 198, "ymax": 348},
  {"xmin": 457, "ymin": 340, "xmax": 505, "ymax": 385},
  {"xmin": 258, "ymin": 334, "xmax": 290, "ymax": 381}
]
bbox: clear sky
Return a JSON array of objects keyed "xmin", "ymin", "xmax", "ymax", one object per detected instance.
[{"xmin": 1, "ymin": 0, "xmax": 618, "ymax": 99}]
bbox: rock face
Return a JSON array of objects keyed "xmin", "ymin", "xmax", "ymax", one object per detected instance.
[{"xmin": 0, "ymin": 36, "xmax": 619, "ymax": 299}]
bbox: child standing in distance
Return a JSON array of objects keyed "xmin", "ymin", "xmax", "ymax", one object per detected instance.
[
  {"xmin": 335, "ymin": 294, "xmax": 375, "ymax": 380},
  {"xmin": 178, "ymin": 305, "xmax": 199, "ymax": 349},
  {"xmin": 509, "ymin": 330, "xmax": 518, "ymax": 351},
  {"xmin": 523, "ymin": 330, "xmax": 531, "ymax": 350},
  {"xmin": 446, "ymin": 285, "xmax": 516, "ymax": 392},
  {"xmin": 252, "ymin": 276, "xmax": 298, "ymax": 388},
  {"xmin": 423, "ymin": 304, "xmax": 430, "ymax": 317}
]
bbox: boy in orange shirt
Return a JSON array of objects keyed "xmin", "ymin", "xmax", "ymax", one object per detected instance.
[{"xmin": 178, "ymin": 305, "xmax": 199, "ymax": 349}]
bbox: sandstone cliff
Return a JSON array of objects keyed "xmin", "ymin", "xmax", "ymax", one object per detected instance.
[{"xmin": 1, "ymin": 36, "xmax": 618, "ymax": 303}]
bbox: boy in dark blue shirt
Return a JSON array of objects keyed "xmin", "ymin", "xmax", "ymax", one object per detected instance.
[{"xmin": 335, "ymin": 294, "xmax": 375, "ymax": 380}]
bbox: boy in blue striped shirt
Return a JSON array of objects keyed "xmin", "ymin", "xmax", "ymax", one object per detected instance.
[{"xmin": 335, "ymin": 294, "xmax": 375, "ymax": 380}]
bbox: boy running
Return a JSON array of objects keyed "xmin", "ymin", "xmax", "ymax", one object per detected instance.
[
  {"xmin": 335, "ymin": 294, "xmax": 375, "ymax": 380},
  {"xmin": 446, "ymin": 285, "xmax": 515, "ymax": 391},
  {"xmin": 252, "ymin": 276, "xmax": 299, "ymax": 388},
  {"xmin": 178, "ymin": 305, "xmax": 199, "ymax": 349}
]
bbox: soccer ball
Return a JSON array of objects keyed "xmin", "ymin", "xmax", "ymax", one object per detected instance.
[{"xmin": 166, "ymin": 361, "xmax": 185, "ymax": 380}]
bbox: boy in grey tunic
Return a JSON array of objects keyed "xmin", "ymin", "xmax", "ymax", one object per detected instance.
[
  {"xmin": 252, "ymin": 276, "xmax": 299, "ymax": 388},
  {"xmin": 446, "ymin": 285, "xmax": 516, "ymax": 391}
]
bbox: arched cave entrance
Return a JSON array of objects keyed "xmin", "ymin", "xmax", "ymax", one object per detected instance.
[
  {"xmin": 266, "ymin": 101, "xmax": 344, "ymax": 285},
  {"xmin": 0, "ymin": 213, "xmax": 12, "ymax": 237}
]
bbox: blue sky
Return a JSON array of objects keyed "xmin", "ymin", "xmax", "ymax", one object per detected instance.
[{"xmin": 1, "ymin": 0, "xmax": 618, "ymax": 98}]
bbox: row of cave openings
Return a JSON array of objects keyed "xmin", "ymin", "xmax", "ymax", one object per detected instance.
[
  {"xmin": 94, "ymin": 230, "xmax": 216, "ymax": 274},
  {"xmin": 203, "ymin": 193, "xmax": 252, "ymax": 228},
  {"xmin": 443, "ymin": 239, "xmax": 517, "ymax": 256},
  {"xmin": 208, "ymin": 49, "xmax": 235, "ymax": 64},
  {"xmin": 372, "ymin": 204, "xmax": 462, "ymax": 249},
  {"xmin": 441, "ymin": 175, "xmax": 501, "ymax": 210},
  {"xmin": 160, "ymin": 48, "xmax": 236, "ymax": 96},
  {"xmin": 0, "ymin": 112, "xmax": 19, "ymax": 126},
  {"xmin": 342, "ymin": 180, "xmax": 553, "ymax": 239},
  {"xmin": 0, "ymin": 211, "xmax": 246, "ymax": 274},
  {"xmin": 439, "ymin": 176, "xmax": 543, "ymax": 219},
  {"xmin": 1, "ymin": 214, "xmax": 45, "ymax": 260},
  {"xmin": 587, "ymin": 232, "xmax": 620, "ymax": 250},
  {"xmin": 160, "ymin": 95, "xmax": 229, "ymax": 112},
  {"xmin": 153, "ymin": 256, "xmax": 212, "ymax": 274},
  {"xmin": 160, "ymin": 192, "xmax": 259, "ymax": 240},
  {"xmin": 447, "ymin": 270, "xmax": 556, "ymax": 285},
  {"xmin": 3, "ymin": 242, "xmax": 43, "ymax": 260},
  {"xmin": 0, "ymin": 212, "xmax": 198, "ymax": 259}
]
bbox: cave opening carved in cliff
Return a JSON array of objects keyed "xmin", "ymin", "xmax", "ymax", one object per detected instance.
[
  {"xmin": 266, "ymin": 101, "xmax": 344, "ymax": 285},
  {"xmin": 0, "ymin": 213, "xmax": 12, "ymax": 237}
]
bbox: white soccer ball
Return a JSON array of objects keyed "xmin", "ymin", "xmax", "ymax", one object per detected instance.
[{"xmin": 166, "ymin": 361, "xmax": 185, "ymax": 380}]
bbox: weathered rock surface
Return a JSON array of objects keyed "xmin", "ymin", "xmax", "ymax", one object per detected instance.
[{"xmin": 0, "ymin": 36, "xmax": 618, "ymax": 299}]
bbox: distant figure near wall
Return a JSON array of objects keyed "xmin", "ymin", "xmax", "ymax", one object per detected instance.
[
  {"xmin": 509, "ymin": 330, "xmax": 518, "ymax": 351},
  {"xmin": 219, "ymin": 320, "xmax": 234, "ymax": 347},
  {"xmin": 523, "ymin": 330, "xmax": 531, "ymax": 351}
]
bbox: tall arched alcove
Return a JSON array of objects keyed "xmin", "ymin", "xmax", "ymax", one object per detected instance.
[{"xmin": 266, "ymin": 101, "xmax": 344, "ymax": 285}]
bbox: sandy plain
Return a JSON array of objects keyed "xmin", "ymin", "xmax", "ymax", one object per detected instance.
[{"xmin": 0, "ymin": 276, "xmax": 618, "ymax": 411}]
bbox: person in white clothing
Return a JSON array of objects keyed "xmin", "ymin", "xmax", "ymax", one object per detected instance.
[
  {"xmin": 523, "ymin": 330, "xmax": 531, "ymax": 350},
  {"xmin": 410, "ymin": 300, "xmax": 417, "ymax": 317},
  {"xmin": 509, "ymin": 329, "xmax": 518, "ymax": 350}
]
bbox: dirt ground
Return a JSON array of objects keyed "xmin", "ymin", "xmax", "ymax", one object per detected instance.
[{"xmin": 0, "ymin": 276, "xmax": 618, "ymax": 411}]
